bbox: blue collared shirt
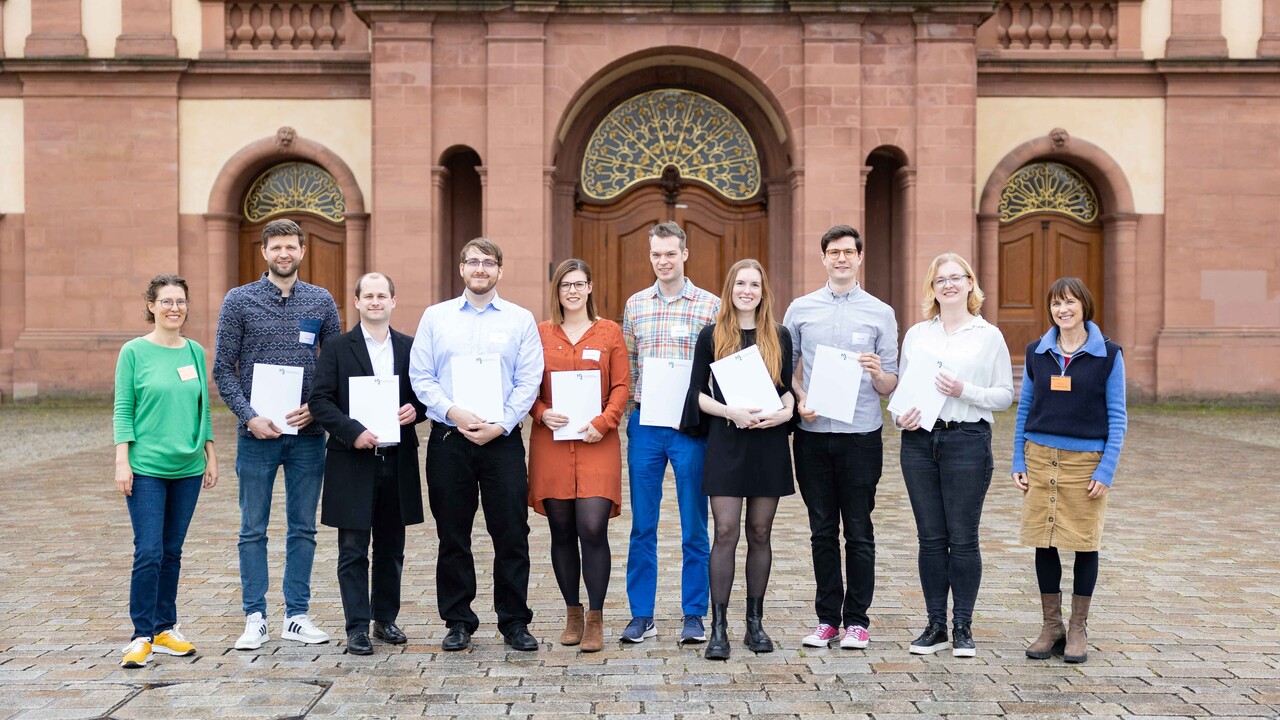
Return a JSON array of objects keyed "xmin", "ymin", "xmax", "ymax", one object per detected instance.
[
  {"xmin": 783, "ymin": 283, "xmax": 899, "ymax": 433},
  {"xmin": 408, "ymin": 293, "xmax": 544, "ymax": 435},
  {"xmin": 1011, "ymin": 321, "xmax": 1128, "ymax": 485}
]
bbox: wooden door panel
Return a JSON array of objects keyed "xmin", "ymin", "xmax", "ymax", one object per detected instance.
[{"xmin": 996, "ymin": 214, "xmax": 1103, "ymax": 360}]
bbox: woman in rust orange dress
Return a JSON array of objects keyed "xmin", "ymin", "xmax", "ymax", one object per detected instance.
[{"xmin": 528, "ymin": 258, "xmax": 629, "ymax": 652}]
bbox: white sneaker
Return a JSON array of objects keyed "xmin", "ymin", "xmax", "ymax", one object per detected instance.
[
  {"xmin": 282, "ymin": 614, "xmax": 330, "ymax": 644},
  {"xmin": 235, "ymin": 612, "xmax": 269, "ymax": 650}
]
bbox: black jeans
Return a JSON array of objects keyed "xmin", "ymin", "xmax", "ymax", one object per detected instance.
[
  {"xmin": 899, "ymin": 422, "xmax": 994, "ymax": 626},
  {"xmin": 425, "ymin": 424, "xmax": 532, "ymax": 635},
  {"xmin": 793, "ymin": 428, "xmax": 882, "ymax": 629},
  {"xmin": 336, "ymin": 455, "xmax": 406, "ymax": 635}
]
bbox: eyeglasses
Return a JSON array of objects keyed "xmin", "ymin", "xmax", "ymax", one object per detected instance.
[
  {"xmin": 559, "ymin": 281, "xmax": 590, "ymax": 292},
  {"xmin": 825, "ymin": 249, "xmax": 859, "ymax": 260},
  {"xmin": 155, "ymin": 299, "xmax": 189, "ymax": 310},
  {"xmin": 932, "ymin": 274, "xmax": 971, "ymax": 288},
  {"xmin": 463, "ymin": 259, "xmax": 499, "ymax": 269}
]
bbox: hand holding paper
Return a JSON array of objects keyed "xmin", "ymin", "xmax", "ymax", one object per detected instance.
[
  {"xmin": 250, "ymin": 363, "xmax": 304, "ymax": 436},
  {"xmin": 709, "ymin": 345, "xmax": 783, "ymax": 414},
  {"xmin": 450, "ymin": 354, "xmax": 504, "ymax": 421},
  {"xmin": 349, "ymin": 375, "xmax": 401, "ymax": 443},
  {"xmin": 639, "ymin": 357, "xmax": 693, "ymax": 428},
  {"xmin": 549, "ymin": 370, "xmax": 602, "ymax": 441},
  {"xmin": 805, "ymin": 344, "xmax": 865, "ymax": 423},
  {"xmin": 886, "ymin": 346, "xmax": 953, "ymax": 432}
]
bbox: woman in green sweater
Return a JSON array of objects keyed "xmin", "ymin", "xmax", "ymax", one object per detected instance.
[{"xmin": 113, "ymin": 274, "xmax": 217, "ymax": 669}]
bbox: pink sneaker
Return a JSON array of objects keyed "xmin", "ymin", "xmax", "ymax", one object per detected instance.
[
  {"xmin": 802, "ymin": 623, "xmax": 841, "ymax": 647},
  {"xmin": 840, "ymin": 625, "xmax": 870, "ymax": 649}
]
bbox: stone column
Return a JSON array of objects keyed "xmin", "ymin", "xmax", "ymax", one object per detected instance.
[
  {"xmin": 976, "ymin": 212, "xmax": 1000, "ymax": 324},
  {"xmin": 798, "ymin": 14, "xmax": 863, "ymax": 291},
  {"xmin": 1165, "ymin": 0, "xmax": 1228, "ymax": 58},
  {"xmin": 912, "ymin": 11, "xmax": 981, "ymax": 298},
  {"xmin": 362, "ymin": 9, "xmax": 435, "ymax": 317},
  {"xmin": 25, "ymin": 0, "xmax": 88, "ymax": 57},
  {"xmin": 117, "ymin": 0, "xmax": 179, "ymax": 57},
  {"xmin": 1259, "ymin": 0, "xmax": 1280, "ymax": 58},
  {"xmin": 482, "ymin": 12, "xmax": 548, "ymax": 313}
]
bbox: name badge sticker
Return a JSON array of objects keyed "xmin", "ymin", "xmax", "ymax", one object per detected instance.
[
  {"xmin": 177, "ymin": 365, "xmax": 198, "ymax": 382},
  {"xmin": 1050, "ymin": 375, "xmax": 1072, "ymax": 392},
  {"xmin": 671, "ymin": 324, "xmax": 690, "ymax": 340},
  {"xmin": 488, "ymin": 331, "xmax": 509, "ymax": 344},
  {"xmin": 298, "ymin": 317, "xmax": 322, "ymax": 347},
  {"xmin": 582, "ymin": 348, "xmax": 602, "ymax": 362},
  {"xmin": 851, "ymin": 331, "xmax": 872, "ymax": 347}
]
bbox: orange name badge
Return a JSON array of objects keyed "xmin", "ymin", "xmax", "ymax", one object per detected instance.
[
  {"xmin": 177, "ymin": 365, "xmax": 198, "ymax": 382},
  {"xmin": 1050, "ymin": 375, "xmax": 1072, "ymax": 392}
]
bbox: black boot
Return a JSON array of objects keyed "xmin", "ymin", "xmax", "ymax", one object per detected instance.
[
  {"xmin": 704, "ymin": 603, "xmax": 730, "ymax": 660},
  {"xmin": 744, "ymin": 597, "xmax": 774, "ymax": 653}
]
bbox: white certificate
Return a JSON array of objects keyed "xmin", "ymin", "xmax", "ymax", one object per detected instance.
[
  {"xmin": 638, "ymin": 357, "xmax": 693, "ymax": 428},
  {"xmin": 550, "ymin": 370, "xmax": 602, "ymax": 441},
  {"xmin": 806, "ymin": 344, "xmax": 865, "ymax": 423},
  {"xmin": 709, "ymin": 344, "xmax": 783, "ymax": 413},
  {"xmin": 349, "ymin": 375, "xmax": 400, "ymax": 443},
  {"xmin": 250, "ymin": 363, "xmax": 304, "ymax": 436},
  {"xmin": 450, "ymin": 354, "xmax": 504, "ymax": 422},
  {"xmin": 887, "ymin": 346, "xmax": 952, "ymax": 432}
]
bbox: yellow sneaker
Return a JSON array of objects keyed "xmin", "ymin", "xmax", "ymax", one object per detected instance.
[
  {"xmin": 121, "ymin": 637, "xmax": 152, "ymax": 668},
  {"xmin": 152, "ymin": 625, "xmax": 196, "ymax": 656}
]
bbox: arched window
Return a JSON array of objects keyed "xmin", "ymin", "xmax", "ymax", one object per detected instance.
[
  {"xmin": 999, "ymin": 161, "xmax": 1099, "ymax": 224},
  {"xmin": 243, "ymin": 161, "xmax": 347, "ymax": 223},
  {"xmin": 580, "ymin": 89, "xmax": 761, "ymax": 202}
]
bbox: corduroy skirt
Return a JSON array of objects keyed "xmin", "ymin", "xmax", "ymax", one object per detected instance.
[{"xmin": 1020, "ymin": 440, "xmax": 1108, "ymax": 551}]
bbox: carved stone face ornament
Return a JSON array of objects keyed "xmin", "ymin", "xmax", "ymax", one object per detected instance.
[
  {"xmin": 276, "ymin": 126, "xmax": 297, "ymax": 153},
  {"xmin": 1049, "ymin": 127, "xmax": 1071, "ymax": 150}
]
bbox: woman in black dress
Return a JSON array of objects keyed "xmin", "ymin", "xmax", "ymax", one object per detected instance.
[{"xmin": 682, "ymin": 258, "xmax": 795, "ymax": 660}]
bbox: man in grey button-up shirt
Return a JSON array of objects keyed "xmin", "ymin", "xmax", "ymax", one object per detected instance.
[{"xmin": 783, "ymin": 225, "xmax": 898, "ymax": 650}]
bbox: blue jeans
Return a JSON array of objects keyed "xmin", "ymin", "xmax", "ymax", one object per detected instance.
[
  {"xmin": 236, "ymin": 434, "xmax": 325, "ymax": 618},
  {"xmin": 899, "ymin": 422, "xmax": 994, "ymax": 625},
  {"xmin": 624, "ymin": 411, "xmax": 710, "ymax": 617},
  {"xmin": 126, "ymin": 474, "xmax": 202, "ymax": 640}
]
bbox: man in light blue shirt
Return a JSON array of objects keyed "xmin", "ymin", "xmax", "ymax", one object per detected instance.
[
  {"xmin": 409, "ymin": 238, "xmax": 544, "ymax": 652},
  {"xmin": 783, "ymin": 225, "xmax": 899, "ymax": 651}
]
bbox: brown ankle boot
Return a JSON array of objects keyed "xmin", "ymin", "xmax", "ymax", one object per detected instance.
[
  {"xmin": 560, "ymin": 604, "xmax": 584, "ymax": 646},
  {"xmin": 1063, "ymin": 594, "xmax": 1091, "ymax": 663},
  {"xmin": 1025, "ymin": 593, "xmax": 1067, "ymax": 659},
  {"xmin": 581, "ymin": 610, "xmax": 604, "ymax": 652}
]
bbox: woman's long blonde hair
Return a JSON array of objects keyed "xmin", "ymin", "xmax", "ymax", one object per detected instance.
[{"xmin": 714, "ymin": 259, "xmax": 783, "ymax": 385}]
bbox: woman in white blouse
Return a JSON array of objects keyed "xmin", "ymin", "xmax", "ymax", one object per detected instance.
[{"xmin": 893, "ymin": 253, "xmax": 1013, "ymax": 658}]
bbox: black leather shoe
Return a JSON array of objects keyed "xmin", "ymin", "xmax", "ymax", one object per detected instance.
[
  {"xmin": 345, "ymin": 631, "xmax": 373, "ymax": 655},
  {"xmin": 372, "ymin": 621, "xmax": 407, "ymax": 645},
  {"xmin": 503, "ymin": 626, "xmax": 539, "ymax": 651},
  {"xmin": 442, "ymin": 624, "xmax": 472, "ymax": 651}
]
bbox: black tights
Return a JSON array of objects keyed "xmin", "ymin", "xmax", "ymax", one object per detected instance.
[
  {"xmin": 544, "ymin": 497, "xmax": 613, "ymax": 611},
  {"xmin": 709, "ymin": 496, "xmax": 779, "ymax": 605},
  {"xmin": 1035, "ymin": 547, "xmax": 1099, "ymax": 597}
]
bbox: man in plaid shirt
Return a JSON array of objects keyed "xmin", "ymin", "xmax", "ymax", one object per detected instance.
[{"xmin": 619, "ymin": 221, "xmax": 720, "ymax": 645}]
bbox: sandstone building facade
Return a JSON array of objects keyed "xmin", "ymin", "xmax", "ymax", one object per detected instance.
[{"xmin": 0, "ymin": 0, "xmax": 1276, "ymax": 401}]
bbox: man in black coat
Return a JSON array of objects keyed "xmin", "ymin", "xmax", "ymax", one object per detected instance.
[{"xmin": 310, "ymin": 272, "xmax": 428, "ymax": 655}]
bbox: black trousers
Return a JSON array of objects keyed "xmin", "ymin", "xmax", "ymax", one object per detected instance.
[
  {"xmin": 793, "ymin": 427, "xmax": 882, "ymax": 629},
  {"xmin": 425, "ymin": 424, "xmax": 532, "ymax": 635},
  {"xmin": 336, "ymin": 455, "xmax": 406, "ymax": 635}
]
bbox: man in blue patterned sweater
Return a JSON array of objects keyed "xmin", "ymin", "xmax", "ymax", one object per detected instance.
[{"xmin": 214, "ymin": 218, "xmax": 342, "ymax": 650}]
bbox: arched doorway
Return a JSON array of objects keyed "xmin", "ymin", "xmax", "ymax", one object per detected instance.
[
  {"xmin": 996, "ymin": 162, "xmax": 1104, "ymax": 356},
  {"xmin": 572, "ymin": 88, "xmax": 768, "ymax": 319},
  {"xmin": 238, "ymin": 161, "xmax": 349, "ymax": 323}
]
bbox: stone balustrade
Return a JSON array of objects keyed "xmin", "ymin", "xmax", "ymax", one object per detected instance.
[
  {"xmin": 199, "ymin": 1, "xmax": 369, "ymax": 59},
  {"xmin": 978, "ymin": 1, "xmax": 1143, "ymax": 59}
]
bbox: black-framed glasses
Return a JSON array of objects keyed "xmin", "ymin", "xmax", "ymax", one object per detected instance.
[
  {"xmin": 932, "ymin": 274, "xmax": 971, "ymax": 288},
  {"xmin": 559, "ymin": 281, "xmax": 590, "ymax": 292},
  {"xmin": 463, "ymin": 259, "xmax": 499, "ymax": 269}
]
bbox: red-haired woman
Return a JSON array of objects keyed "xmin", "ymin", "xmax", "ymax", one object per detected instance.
[{"xmin": 682, "ymin": 259, "xmax": 795, "ymax": 660}]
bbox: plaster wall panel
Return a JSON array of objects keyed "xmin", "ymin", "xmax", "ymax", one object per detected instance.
[
  {"xmin": 83, "ymin": 0, "xmax": 123, "ymax": 58},
  {"xmin": 0, "ymin": 99, "xmax": 22, "ymax": 212},
  {"xmin": 3, "ymin": 0, "xmax": 31, "ymax": 57},
  {"xmin": 1223, "ymin": 0, "xmax": 1263, "ymax": 58},
  {"xmin": 173, "ymin": 0, "xmax": 199, "ymax": 58},
  {"xmin": 178, "ymin": 99, "xmax": 372, "ymax": 214},
  {"xmin": 1142, "ymin": 0, "xmax": 1172, "ymax": 59},
  {"xmin": 977, "ymin": 98, "xmax": 1165, "ymax": 214}
]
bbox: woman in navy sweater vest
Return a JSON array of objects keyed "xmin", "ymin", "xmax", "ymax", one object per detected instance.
[{"xmin": 1011, "ymin": 278, "xmax": 1127, "ymax": 664}]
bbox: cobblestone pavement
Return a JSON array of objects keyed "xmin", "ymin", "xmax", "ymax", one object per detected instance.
[{"xmin": 1, "ymin": 403, "xmax": 1277, "ymax": 719}]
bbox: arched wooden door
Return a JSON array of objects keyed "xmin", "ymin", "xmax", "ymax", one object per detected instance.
[
  {"xmin": 574, "ymin": 184, "xmax": 767, "ymax": 321},
  {"xmin": 239, "ymin": 215, "xmax": 347, "ymax": 324},
  {"xmin": 997, "ymin": 214, "xmax": 1103, "ymax": 357}
]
